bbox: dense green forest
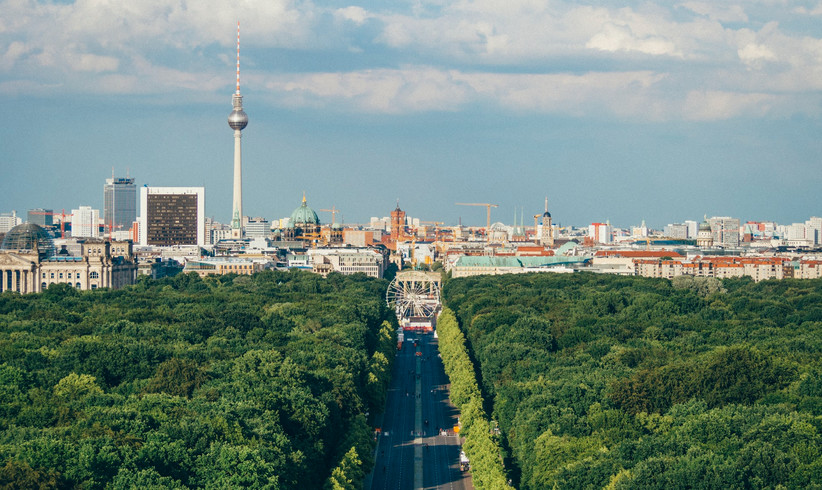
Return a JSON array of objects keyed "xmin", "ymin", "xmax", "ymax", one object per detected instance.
[
  {"xmin": 0, "ymin": 271, "xmax": 396, "ymax": 489},
  {"xmin": 443, "ymin": 273, "xmax": 822, "ymax": 489}
]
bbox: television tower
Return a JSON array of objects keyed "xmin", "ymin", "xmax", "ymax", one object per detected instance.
[{"xmin": 228, "ymin": 21, "xmax": 248, "ymax": 239}]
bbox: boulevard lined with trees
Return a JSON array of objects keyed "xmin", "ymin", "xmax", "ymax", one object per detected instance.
[
  {"xmin": 0, "ymin": 271, "xmax": 396, "ymax": 489},
  {"xmin": 443, "ymin": 273, "xmax": 822, "ymax": 489}
]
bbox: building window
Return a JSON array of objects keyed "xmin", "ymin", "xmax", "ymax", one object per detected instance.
[
  {"xmin": 76, "ymin": 283, "xmax": 81, "ymax": 289},
  {"xmin": 59, "ymin": 273, "xmax": 63, "ymax": 279},
  {"xmin": 90, "ymin": 271, "xmax": 99, "ymax": 279},
  {"xmin": 91, "ymin": 284, "xmax": 97, "ymax": 289},
  {"xmin": 50, "ymin": 273, "xmax": 54, "ymax": 278},
  {"xmin": 41, "ymin": 282, "xmax": 47, "ymax": 290}
]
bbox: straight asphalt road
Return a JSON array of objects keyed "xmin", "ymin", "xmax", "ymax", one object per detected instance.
[{"xmin": 367, "ymin": 332, "xmax": 473, "ymax": 490}]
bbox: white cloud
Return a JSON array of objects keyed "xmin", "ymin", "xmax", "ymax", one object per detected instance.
[
  {"xmin": 0, "ymin": 41, "xmax": 28, "ymax": 70},
  {"xmin": 269, "ymin": 67, "xmax": 469, "ymax": 113},
  {"xmin": 737, "ymin": 43, "xmax": 777, "ymax": 67},
  {"xmin": 586, "ymin": 22, "xmax": 680, "ymax": 56},
  {"xmin": 0, "ymin": 0, "xmax": 820, "ymax": 120},
  {"xmin": 71, "ymin": 53, "xmax": 119, "ymax": 72},
  {"xmin": 793, "ymin": 3, "xmax": 822, "ymax": 16},
  {"xmin": 335, "ymin": 6, "xmax": 371, "ymax": 25},
  {"xmin": 679, "ymin": 2, "xmax": 748, "ymax": 23},
  {"xmin": 681, "ymin": 90, "xmax": 776, "ymax": 120}
]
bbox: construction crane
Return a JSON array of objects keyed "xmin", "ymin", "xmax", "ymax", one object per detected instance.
[
  {"xmin": 455, "ymin": 203, "xmax": 498, "ymax": 232},
  {"xmin": 419, "ymin": 221, "xmax": 444, "ymax": 241},
  {"xmin": 319, "ymin": 206, "xmax": 340, "ymax": 227},
  {"xmin": 28, "ymin": 209, "xmax": 74, "ymax": 239},
  {"xmin": 103, "ymin": 223, "xmax": 123, "ymax": 240}
]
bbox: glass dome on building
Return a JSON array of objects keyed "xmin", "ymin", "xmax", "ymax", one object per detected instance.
[
  {"xmin": 289, "ymin": 194, "xmax": 320, "ymax": 228},
  {"xmin": 1, "ymin": 223, "xmax": 55, "ymax": 257}
]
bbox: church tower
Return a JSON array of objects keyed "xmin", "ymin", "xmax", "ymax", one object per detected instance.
[{"xmin": 540, "ymin": 197, "xmax": 554, "ymax": 247}]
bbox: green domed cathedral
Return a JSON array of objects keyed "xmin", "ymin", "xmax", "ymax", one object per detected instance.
[{"xmin": 282, "ymin": 193, "xmax": 322, "ymax": 243}]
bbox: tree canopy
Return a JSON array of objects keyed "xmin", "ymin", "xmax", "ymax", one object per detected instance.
[
  {"xmin": 0, "ymin": 270, "xmax": 396, "ymax": 489},
  {"xmin": 443, "ymin": 273, "xmax": 822, "ymax": 489}
]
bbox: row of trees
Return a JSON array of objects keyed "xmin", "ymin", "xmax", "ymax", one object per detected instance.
[
  {"xmin": 443, "ymin": 273, "xmax": 822, "ymax": 489},
  {"xmin": 437, "ymin": 308, "xmax": 512, "ymax": 489},
  {"xmin": 0, "ymin": 270, "xmax": 396, "ymax": 489}
]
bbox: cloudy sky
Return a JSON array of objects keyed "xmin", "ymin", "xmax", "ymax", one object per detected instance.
[{"xmin": 1, "ymin": 0, "xmax": 820, "ymax": 228}]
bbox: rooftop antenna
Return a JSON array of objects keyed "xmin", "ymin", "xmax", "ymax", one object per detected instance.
[{"xmin": 236, "ymin": 21, "xmax": 241, "ymax": 95}]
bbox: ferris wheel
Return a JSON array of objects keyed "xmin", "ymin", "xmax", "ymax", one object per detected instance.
[{"xmin": 386, "ymin": 271, "xmax": 441, "ymax": 319}]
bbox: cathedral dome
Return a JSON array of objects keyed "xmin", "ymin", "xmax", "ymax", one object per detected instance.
[
  {"xmin": 1, "ymin": 223, "xmax": 55, "ymax": 257},
  {"xmin": 289, "ymin": 194, "xmax": 320, "ymax": 228}
]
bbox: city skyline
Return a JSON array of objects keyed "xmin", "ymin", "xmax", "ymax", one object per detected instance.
[{"xmin": 1, "ymin": 1, "xmax": 820, "ymax": 228}]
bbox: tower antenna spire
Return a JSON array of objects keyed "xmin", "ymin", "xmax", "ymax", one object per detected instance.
[{"xmin": 236, "ymin": 21, "xmax": 241, "ymax": 95}]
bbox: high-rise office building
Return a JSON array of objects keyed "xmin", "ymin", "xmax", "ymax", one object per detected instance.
[
  {"xmin": 71, "ymin": 206, "xmax": 100, "ymax": 238},
  {"xmin": 709, "ymin": 216, "xmax": 741, "ymax": 248},
  {"xmin": 104, "ymin": 176, "xmax": 136, "ymax": 235},
  {"xmin": 139, "ymin": 187, "xmax": 205, "ymax": 246},
  {"xmin": 27, "ymin": 209, "xmax": 53, "ymax": 228},
  {"xmin": 228, "ymin": 22, "xmax": 249, "ymax": 239}
]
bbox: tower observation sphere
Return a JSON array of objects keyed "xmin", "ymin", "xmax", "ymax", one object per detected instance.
[{"xmin": 228, "ymin": 96, "xmax": 248, "ymax": 130}]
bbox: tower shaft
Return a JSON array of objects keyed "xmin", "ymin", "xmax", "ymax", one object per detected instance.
[{"xmin": 231, "ymin": 127, "xmax": 243, "ymax": 237}]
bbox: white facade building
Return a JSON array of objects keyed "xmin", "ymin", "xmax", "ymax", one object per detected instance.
[
  {"xmin": 589, "ymin": 223, "xmax": 613, "ymax": 244},
  {"xmin": 71, "ymin": 206, "xmax": 100, "ymax": 238},
  {"xmin": 308, "ymin": 248, "xmax": 386, "ymax": 278},
  {"xmin": 806, "ymin": 217, "xmax": 822, "ymax": 245},
  {"xmin": 709, "ymin": 217, "xmax": 740, "ymax": 248},
  {"xmin": 245, "ymin": 218, "xmax": 271, "ymax": 239},
  {"xmin": 684, "ymin": 220, "xmax": 698, "ymax": 239},
  {"xmin": 0, "ymin": 211, "xmax": 22, "ymax": 233},
  {"xmin": 664, "ymin": 223, "xmax": 688, "ymax": 239}
]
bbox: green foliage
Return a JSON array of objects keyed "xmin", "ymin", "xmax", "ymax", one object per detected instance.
[
  {"xmin": 443, "ymin": 273, "xmax": 822, "ymax": 489},
  {"xmin": 324, "ymin": 446, "xmax": 364, "ymax": 490},
  {"xmin": 0, "ymin": 459, "xmax": 61, "ymax": 489},
  {"xmin": 0, "ymin": 270, "xmax": 393, "ymax": 489},
  {"xmin": 438, "ymin": 307, "xmax": 513, "ymax": 489},
  {"xmin": 143, "ymin": 358, "xmax": 207, "ymax": 398}
]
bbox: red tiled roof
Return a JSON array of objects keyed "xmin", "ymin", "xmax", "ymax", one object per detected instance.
[{"xmin": 596, "ymin": 250, "xmax": 683, "ymax": 258}]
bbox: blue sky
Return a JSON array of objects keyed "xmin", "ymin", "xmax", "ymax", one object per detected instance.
[{"xmin": 1, "ymin": 0, "xmax": 820, "ymax": 229}]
